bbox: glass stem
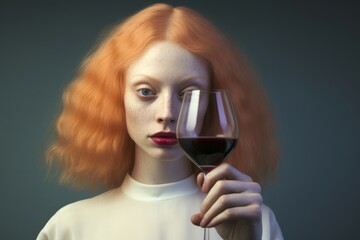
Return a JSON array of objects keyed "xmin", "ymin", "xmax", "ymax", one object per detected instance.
[
  {"xmin": 203, "ymin": 171, "xmax": 210, "ymax": 240},
  {"xmin": 204, "ymin": 228, "xmax": 210, "ymax": 240}
]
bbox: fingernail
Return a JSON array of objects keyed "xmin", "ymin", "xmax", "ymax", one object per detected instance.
[
  {"xmin": 202, "ymin": 184, "xmax": 207, "ymax": 193},
  {"xmin": 200, "ymin": 218, "xmax": 207, "ymax": 228}
]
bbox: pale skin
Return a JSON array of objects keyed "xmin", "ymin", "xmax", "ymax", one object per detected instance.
[{"xmin": 124, "ymin": 41, "xmax": 262, "ymax": 240}]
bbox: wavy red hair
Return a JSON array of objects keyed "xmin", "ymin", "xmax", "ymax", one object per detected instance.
[{"xmin": 47, "ymin": 3, "xmax": 279, "ymax": 188}]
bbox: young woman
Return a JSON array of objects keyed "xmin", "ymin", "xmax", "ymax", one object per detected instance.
[{"xmin": 37, "ymin": 4, "xmax": 283, "ymax": 240}]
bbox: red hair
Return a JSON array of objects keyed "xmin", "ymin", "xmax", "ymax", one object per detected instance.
[{"xmin": 47, "ymin": 3, "xmax": 279, "ymax": 188}]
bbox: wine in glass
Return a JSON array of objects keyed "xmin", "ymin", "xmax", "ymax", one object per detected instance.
[
  {"xmin": 176, "ymin": 89, "xmax": 239, "ymax": 239},
  {"xmin": 177, "ymin": 89, "xmax": 239, "ymax": 173}
]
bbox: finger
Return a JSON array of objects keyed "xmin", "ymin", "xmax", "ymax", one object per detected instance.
[
  {"xmin": 203, "ymin": 204, "xmax": 262, "ymax": 228},
  {"xmin": 200, "ymin": 193, "xmax": 263, "ymax": 227},
  {"xmin": 191, "ymin": 212, "xmax": 203, "ymax": 226},
  {"xmin": 201, "ymin": 180, "xmax": 261, "ymax": 214},
  {"xmin": 206, "ymin": 204, "xmax": 262, "ymax": 228},
  {"xmin": 196, "ymin": 172, "xmax": 205, "ymax": 191},
  {"xmin": 212, "ymin": 163, "xmax": 253, "ymax": 181},
  {"xmin": 203, "ymin": 163, "xmax": 253, "ymax": 192}
]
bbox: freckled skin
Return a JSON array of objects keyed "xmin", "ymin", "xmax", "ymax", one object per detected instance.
[
  {"xmin": 124, "ymin": 42, "xmax": 266, "ymax": 239},
  {"xmin": 124, "ymin": 41, "xmax": 210, "ymax": 183}
]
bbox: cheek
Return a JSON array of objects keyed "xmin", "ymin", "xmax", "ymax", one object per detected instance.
[
  {"xmin": 124, "ymin": 95, "xmax": 152, "ymax": 141},
  {"xmin": 124, "ymin": 100, "xmax": 141, "ymax": 132},
  {"xmin": 125, "ymin": 101, "xmax": 137, "ymax": 122},
  {"xmin": 125, "ymin": 104, "xmax": 140, "ymax": 144},
  {"xmin": 124, "ymin": 91, "xmax": 138, "ymax": 120}
]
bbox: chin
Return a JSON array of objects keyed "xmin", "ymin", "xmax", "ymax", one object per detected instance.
[{"xmin": 151, "ymin": 148, "xmax": 185, "ymax": 162}]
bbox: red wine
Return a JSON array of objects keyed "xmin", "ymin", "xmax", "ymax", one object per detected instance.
[{"xmin": 178, "ymin": 137, "xmax": 237, "ymax": 171}]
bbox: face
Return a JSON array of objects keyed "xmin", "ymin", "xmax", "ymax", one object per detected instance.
[{"xmin": 124, "ymin": 41, "xmax": 210, "ymax": 163}]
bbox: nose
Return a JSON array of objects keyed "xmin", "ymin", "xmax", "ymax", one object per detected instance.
[{"xmin": 156, "ymin": 92, "xmax": 180, "ymax": 125}]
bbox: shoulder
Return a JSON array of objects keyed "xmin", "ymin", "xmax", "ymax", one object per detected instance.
[
  {"xmin": 261, "ymin": 204, "xmax": 284, "ymax": 240},
  {"xmin": 36, "ymin": 188, "xmax": 120, "ymax": 240},
  {"xmin": 55, "ymin": 187, "xmax": 119, "ymax": 217}
]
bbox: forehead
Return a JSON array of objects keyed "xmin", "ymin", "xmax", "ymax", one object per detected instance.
[{"xmin": 126, "ymin": 41, "xmax": 209, "ymax": 81}]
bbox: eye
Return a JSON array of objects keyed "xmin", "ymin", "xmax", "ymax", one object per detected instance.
[
  {"xmin": 137, "ymin": 88, "xmax": 156, "ymax": 97},
  {"xmin": 179, "ymin": 91, "xmax": 187, "ymax": 99},
  {"xmin": 180, "ymin": 87, "xmax": 201, "ymax": 98}
]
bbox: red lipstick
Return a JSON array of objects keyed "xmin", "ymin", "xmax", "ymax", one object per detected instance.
[{"xmin": 150, "ymin": 132, "xmax": 177, "ymax": 146}]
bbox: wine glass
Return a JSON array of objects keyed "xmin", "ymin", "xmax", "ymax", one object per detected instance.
[{"xmin": 176, "ymin": 89, "xmax": 239, "ymax": 239}]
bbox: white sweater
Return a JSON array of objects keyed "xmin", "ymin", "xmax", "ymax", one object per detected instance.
[{"xmin": 37, "ymin": 174, "xmax": 283, "ymax": 240}]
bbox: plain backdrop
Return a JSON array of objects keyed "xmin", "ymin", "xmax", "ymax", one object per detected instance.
[{"xmin": 1, "ymin": 0, "xmax": 359, "ymax": 239}]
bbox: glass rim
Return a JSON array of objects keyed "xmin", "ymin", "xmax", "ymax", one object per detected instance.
[{"xmin": 183, "ymin": 89, "xmax": 230, "ymax": 94}]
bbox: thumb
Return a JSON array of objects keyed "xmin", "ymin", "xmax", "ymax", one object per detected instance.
[
  {"xmin": 191, "ymin": 212, "xmax": 203, "ymax": 226},
  {"xmin": 196, "ymin": 172, "xmax": 205, "ymax": 191}
]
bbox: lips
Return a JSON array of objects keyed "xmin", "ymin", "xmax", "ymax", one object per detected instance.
[{"xmin": 150, "ymin": 132, "xmax": 177, "ymax": 146}]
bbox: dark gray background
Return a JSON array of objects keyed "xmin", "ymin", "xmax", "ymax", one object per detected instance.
[{"xmin": 1, "ymin": 0, "xmax": 359, "ymax": 239}]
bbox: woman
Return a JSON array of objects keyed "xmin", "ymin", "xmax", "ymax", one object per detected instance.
[{"xmin": 37, "ymin": 3, "xmax": 283, "ymax": 240}]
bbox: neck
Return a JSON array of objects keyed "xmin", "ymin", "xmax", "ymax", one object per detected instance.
[{"xmin": 131, "ymin": 151, "xmax": 194, "ymax": 184}]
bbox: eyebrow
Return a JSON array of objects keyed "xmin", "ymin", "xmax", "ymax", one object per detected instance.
[
  {"xmin": 178, "ymin": 77, "xmax": 209, "ymax": 88},
  {"xmin": 130, "ymin": 74, "xmax": 209, "ymax": 88}
]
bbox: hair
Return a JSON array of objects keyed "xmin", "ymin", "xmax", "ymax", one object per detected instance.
[{"xmin": 47, "ymin": 3, "xmax": 279, "ymax": 189}]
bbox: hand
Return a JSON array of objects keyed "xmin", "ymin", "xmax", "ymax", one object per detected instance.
[{"xmin": 191, "ymin": 163, "xmax": 263, "ymax": 240}]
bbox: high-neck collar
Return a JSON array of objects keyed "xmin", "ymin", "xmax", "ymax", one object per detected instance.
[{"xmin": 120, "ymin": 174, "xmax": 200, "ymax": 201}]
